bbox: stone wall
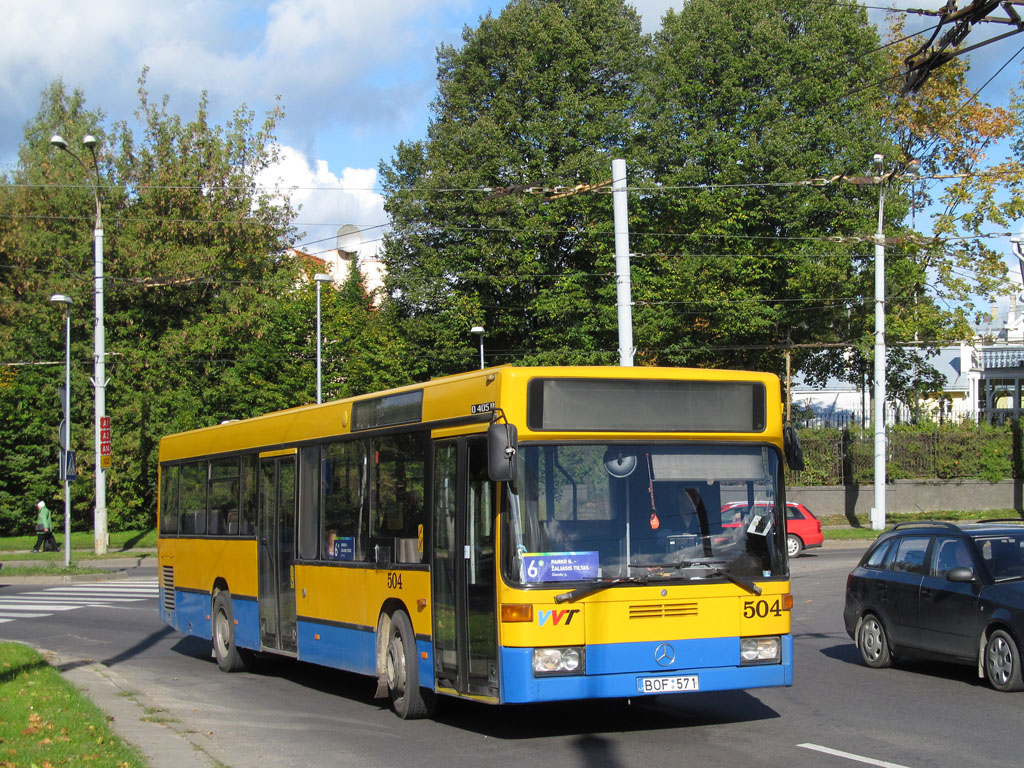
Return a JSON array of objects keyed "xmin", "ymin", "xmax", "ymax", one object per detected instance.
[{"xmin": 789, "ymin": 479, "xmax": 1023, "ymax": 519}]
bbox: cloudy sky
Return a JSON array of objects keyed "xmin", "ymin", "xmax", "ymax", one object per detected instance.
[{"xmin": 1, "ymin": 1, "xmax": 1021, "ymax": 261}]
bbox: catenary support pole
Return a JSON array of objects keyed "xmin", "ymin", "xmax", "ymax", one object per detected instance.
[{"xmin": 612, "ymin": 158, "xmax": 634, "ymax": 366}]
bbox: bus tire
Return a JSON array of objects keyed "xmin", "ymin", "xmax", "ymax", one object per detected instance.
[
  {"xmin": 212, "ymin": 591, "xmax": 254, "ymax": 673},
  {"xmin": 385, "ymin": 610, "xmax": 436, "ymax": 719}
]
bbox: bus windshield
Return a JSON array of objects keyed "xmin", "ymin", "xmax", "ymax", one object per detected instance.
[{"xmin": 503, "ymin": 443, "xmax": 787, "ymax": 586}]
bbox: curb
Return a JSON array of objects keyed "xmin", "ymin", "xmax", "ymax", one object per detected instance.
[
  {"xmin": 23, "ymin": 643, "xmax": 222, "ymax": 768},
  {"xmin": 0, "ymin": 558, "xmax": 157, "ymax": 585}
]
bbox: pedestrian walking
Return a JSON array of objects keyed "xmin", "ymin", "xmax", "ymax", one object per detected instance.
[{"xmin": 33, "ymin": 500, "xmax": 59, "ymax": 552}]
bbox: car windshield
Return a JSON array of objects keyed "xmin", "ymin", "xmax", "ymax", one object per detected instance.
[
  {"xmin": 974, "ymin": 533, "xmax": 1024, "ymax": 581},
  {"xmin": 502, "ymin": 442, "xmax": 787, "ymax": 587}
]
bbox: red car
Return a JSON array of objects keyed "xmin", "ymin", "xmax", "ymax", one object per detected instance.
[{"xmin": 721, "ymin": 501, "xmax": 824, "ymax": 558}]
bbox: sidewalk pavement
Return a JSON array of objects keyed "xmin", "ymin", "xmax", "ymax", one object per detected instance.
[
  {"xmin": 0, "ymin": 550, "xmax": 157, "ymax": 583},
  {"xmin": 1, "ymin": 552, "xmax": 222, "ymax": 766}
]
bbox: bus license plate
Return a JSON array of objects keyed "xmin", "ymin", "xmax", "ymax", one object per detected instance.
[{"xmin": 637, "ymin": 675, "xmax": 699, "ymax": 693}]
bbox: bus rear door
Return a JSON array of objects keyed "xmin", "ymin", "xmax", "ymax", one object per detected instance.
[{"xmin": 258, "ymin": 452, "xmax": 298, "ymax": 654}]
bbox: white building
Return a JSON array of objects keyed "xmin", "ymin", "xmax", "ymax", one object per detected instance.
[{"xmin": 291, "ymin": 224, "xmax": 386, "ymax": 302}]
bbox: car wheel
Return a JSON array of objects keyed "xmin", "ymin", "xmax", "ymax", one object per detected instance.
[
  {"xmin": 857, "ymin": 614, "xmax": 893, "ymax": 669},
  {"xmin": 985, "ymin": 629, "xmax": 1024, "ymax": 692},
  {"xmin": 385, "ymin": 610, "xmax": 437, "ymax": 719},
  {"xmin": 212, "ymin": 591, "xmax": 254, "ymax": 673},
  {"xmin": 787, "ymin": 534, "xmax": 803, "ymax": 558}
]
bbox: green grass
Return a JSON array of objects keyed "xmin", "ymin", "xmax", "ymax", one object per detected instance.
[
  {"xmin": 0, "ymin": 563, "xmax": 124, "ymax": 577},
  {"xmin": 0, "ymin": 529, "xmax": 155, "ymax": 575},
  {"xmin": 0, "ymin": 529, "xmax": 156, "ymax": 554},
  {"xmin": 0, "ymin": 641, "xmax": 145, "ymax": 767}
]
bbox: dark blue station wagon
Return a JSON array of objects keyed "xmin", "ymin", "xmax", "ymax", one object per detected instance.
[{"xmin": 843, "ymin": 521, "xmax": 1024, "ymax": 691}]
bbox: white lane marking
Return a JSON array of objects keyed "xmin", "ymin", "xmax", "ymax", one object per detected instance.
[
  {"xmin": 0, "ymin": 598, "xmax": 149, "ymax": 606},
  {"xmin": 0, "ymin": 580, "xmax": 159, "ymax": 624},
  {"xmin": 0, "ymin": 604, "xmax": 84, "ymax": 611},
  {"xmin": 798, "ymin": 744, "xmax": 913, "ymax": 768}
]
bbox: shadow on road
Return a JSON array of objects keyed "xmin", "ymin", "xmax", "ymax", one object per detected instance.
[
  {"xmin": 101, "ymin": 624, "xmax": 174, "ymax": 668},
  {"xmin": 819, "ymin": 642, "xmax": 863, "ymax": 665},
  {"xmin": 186, "ymin": 646, "xmax": 781, "ymax": 738}
]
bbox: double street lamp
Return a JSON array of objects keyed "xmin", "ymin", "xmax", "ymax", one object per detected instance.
[
  {"xmin": 50, "ymin": 134, "xmax": 108, "ymax": 555},
  {"xmin": 50, "ymin": 294, "xmax": 73, "ymax": 568}
]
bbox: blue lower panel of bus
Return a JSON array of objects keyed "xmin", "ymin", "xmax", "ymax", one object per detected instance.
[
  {"xmin": 160, "ymin": 589, "xmax": 259, "ymax": 652},
  {"xmin": 229, "ymin": 596, "xmax": 260, "ymax": 650},
  {"xmin": 500, "ymin": 635, "xmax": 793, "ymax": 703},
  {"xmin": 297, "ymin": 621, "xmax": 377, "ymax": 676},
  {"xmin": 295, "ymin": 619, "xmax": 433, "ymax": 684},
  {"xmin": 163, "ymin": 588, "xmax": 211, "ymax": 639}
]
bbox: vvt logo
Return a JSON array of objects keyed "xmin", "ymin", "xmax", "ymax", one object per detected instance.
[{"xmin": 538, "ymin": 609, "xmax": 581, "ymax": 627}]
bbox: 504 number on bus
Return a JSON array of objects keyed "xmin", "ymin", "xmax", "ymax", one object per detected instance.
[{"xmin": 743, "ymin": 598, "xmax": 783, "ymax": 619}]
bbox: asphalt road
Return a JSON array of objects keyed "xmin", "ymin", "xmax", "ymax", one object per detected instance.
[{"xmin": 1, "ymin": 549, "xmax": 1022, "ymax": 768}]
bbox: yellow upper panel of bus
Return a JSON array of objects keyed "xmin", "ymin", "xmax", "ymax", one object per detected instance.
[{"xmin": 158, "ymin": 365, "xmax": 785, "ymax": 463}]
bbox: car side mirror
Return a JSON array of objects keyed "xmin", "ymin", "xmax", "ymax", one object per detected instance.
[{"xmin": 946, "ymin": 567, "xmax": 975, "ymax": 583}]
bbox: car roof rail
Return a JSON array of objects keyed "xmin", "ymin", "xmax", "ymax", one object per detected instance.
[
  {"xmin": 973, "ymin": 518, "xmax": 1024, "ymax": 525},
  {"xmin": 890, "ymin": 520, "xmax": 961, "ymax": 531}
]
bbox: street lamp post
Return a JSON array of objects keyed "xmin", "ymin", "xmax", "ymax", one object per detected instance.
[
  {"xmin": 869, "ymin": 154, "xmax": 921, "ymax": 532},
  {"xmin": 51, "ymin": 294, "xmax": 73, "ymax": 568},
  {"xmin": 313, "ymin": 273, "xmax": 334, "ymax": 404},
  {"xmin": 871, "ymin": 154, "xmax": 887, "ymax": 532},
  {"xmin": 51, "ymin": 134, "xmax": 107, "ymax": 555},
  {"xmin": 470, "ymin": 326, "xmax": 485, "ymax": 370}
]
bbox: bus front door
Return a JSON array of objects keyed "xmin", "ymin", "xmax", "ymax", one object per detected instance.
[
  {"xmin": 258, "ymin": 454, "xmax": 298, "ymax": 654},
  {"xmin": 432, "ymin": 437, "xmax": 499, "ymax": 699}
]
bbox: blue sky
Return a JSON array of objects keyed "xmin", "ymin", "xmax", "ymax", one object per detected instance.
[{"xmin": 1, "ymin": 1, "xmax": 1022, "ymax": 269}]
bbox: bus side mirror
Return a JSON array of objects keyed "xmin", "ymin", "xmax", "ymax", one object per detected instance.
[
  {"xmin": 784, "ymin": 425, "xmax": 804, "ymax": 472},
  {"xmin": 487, "ymin": 422, "xmax": 518, "ymax": 484}
]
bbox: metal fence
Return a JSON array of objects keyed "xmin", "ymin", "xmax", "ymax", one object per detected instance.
[{"xmin": 788, "ymin": 425, "xmax": 1015, "ymax": 486}]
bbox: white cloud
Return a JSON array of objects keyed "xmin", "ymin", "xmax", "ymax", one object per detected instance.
[
  {"xmin": 259, "ymin": 144, "xmax": 386, "ymax": 256},
  {"xmin": 0, "ymin": 0, "xmax": 469, "ymax": 172}
]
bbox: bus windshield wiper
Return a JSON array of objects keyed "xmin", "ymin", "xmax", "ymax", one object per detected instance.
[
  {"xmin": 706, "ymin": 568, "xmax": 762, "ymax": 596},
  {"xmin": 554, "ymin": 576, "xmax": 648, "ymax": 604},
  {"xmin": 673, "ymin": 559, "xmax": 763, "ymax": 596}
]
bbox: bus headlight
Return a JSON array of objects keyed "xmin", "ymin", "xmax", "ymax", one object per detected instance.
[
  {"xmin": 532, "ymin": 647, "xmax": 585, "ymax": 675},
  {"xmin": 740, "ymin": 636, "xmax": 781, "ymax": 665}
]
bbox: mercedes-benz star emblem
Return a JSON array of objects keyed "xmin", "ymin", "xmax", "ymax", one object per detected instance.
[{"xmin": 654, "ymin": 643, "xmax": 675, "ymax": 667}]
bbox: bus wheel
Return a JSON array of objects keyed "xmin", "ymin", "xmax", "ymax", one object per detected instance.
[
  {"xmin": 213, "ymin": 591, "xmax": 254, "ymax": 673},
  {"xmin": 385, "ymin": 610, "xmax": 436, "ymax": 719}
]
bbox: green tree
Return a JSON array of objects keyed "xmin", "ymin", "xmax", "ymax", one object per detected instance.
[
  {"xmin": 633, "ymin": 0, "xmax": 912, "ymax": 378},
  {"xmin": 379, "ymin": 0, "xmax": 650, "ymax": 377},
  {"xmin": 0, "ymin": 81, "xmax": 106, "ymax": 534},
  {"xmin": 0, "ymin": 75, "xmax": 301, "ymax": 533},
  {"xmin": 320, "ymin": 265, "xmax": 415, "ymax": 398}
]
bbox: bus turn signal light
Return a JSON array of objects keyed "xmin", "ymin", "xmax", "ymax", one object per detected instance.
[
  {"xmin": 782, "ymin": 593, "xmax": 794, "ymax": 611},
  {"xmin": 501, "ymin": 604, "xmax": 534, "ymax": 622}
]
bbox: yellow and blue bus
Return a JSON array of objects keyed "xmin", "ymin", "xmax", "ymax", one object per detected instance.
[{"xmin": 157, "ymin": 365, "xmax": 800, "ymax": 718}]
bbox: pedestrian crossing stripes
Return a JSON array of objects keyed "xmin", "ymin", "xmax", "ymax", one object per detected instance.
[{"xmin": 0, "ymin": 579, "xmax": 158, "ymax": 624}]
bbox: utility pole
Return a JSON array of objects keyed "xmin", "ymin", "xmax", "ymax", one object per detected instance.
[{"xmin": 612, "ymin": 158, "xmax": 634, "ymax": 366}]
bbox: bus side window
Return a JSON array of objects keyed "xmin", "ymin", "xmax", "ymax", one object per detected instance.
[
  {"xmin": 159, "ymin": 464, "xmax": 179, "ymax": 535},
  {"xmin": 209, "ymin": 458, "xmax": 239, "ymax": 536},
  {"xmin": 298, "ymin": 446, "xmax": 320, "ymax": 559},
  {"xmin": 179, "ymin": 461, "xmax": 208, "ymax": 535},
  {"xmin": 321, "ymin": 440, "xmax": 368, "ymax": 562},
  {"xmin": 240, "ymin": 454, "xmax": 258, "ymax": 536},
  {"xmin": 374, "ymin": 433, "xmax": 427, "ymax": 563}
]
